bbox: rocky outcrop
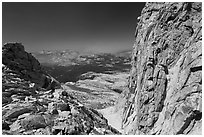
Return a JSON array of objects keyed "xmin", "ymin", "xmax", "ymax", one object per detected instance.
[
  {"xmin": 2, "ymin": 43, "xmax": 121, "ymax": 135},
  {"xmin": 122, "ymin": 2, "xmax": 202, "ymax": 135},
  {"xmin": 2, "ymin": 43, "xmax": 61, "ymax": 90}
]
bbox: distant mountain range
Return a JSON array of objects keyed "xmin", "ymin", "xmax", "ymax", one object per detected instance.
[
  {"xmin": 32, "ymin": 49, "xmax": 132, "ymax": 83},
  {"xmin": 32, "ymin": 49, "xmax": 131, "ymax": 66}
]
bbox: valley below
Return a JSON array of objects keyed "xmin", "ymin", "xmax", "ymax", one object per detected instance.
[{"xmin": 33, "ymin": 49, "xmax": 131, "ymax": 132}]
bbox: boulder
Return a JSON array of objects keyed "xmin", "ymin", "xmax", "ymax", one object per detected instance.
[{"xmin": 20, "ymin": 115, "xmax": 48, "ymax": 130}]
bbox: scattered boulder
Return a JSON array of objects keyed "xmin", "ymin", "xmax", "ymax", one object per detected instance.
[{"xmin": 2, "ymin": 43, "xmax": 121, "ymax": 135}]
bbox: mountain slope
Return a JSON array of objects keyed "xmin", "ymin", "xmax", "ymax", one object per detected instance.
[{"xmin": 2, "ymin": 43, "xmax": 121, "ymax": 135}]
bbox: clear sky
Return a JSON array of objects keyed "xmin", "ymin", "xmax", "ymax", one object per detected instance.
[{"xmin": 2, "ymin": 2, "xmax": 145, "ymax": 53}]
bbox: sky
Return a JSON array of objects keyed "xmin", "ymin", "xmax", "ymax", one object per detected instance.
[{"xmin": 2, "ymin": 2, "xmax": 145, "ymax": 53}]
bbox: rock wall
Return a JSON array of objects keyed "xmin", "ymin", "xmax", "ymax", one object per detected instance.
[
  {"xmin": 122, "ymin": 2, "xmax": 202, "ymax": 135},
  {"xmin": 2, "ymin": 43, "xmax": 61, "ymax": 90}
]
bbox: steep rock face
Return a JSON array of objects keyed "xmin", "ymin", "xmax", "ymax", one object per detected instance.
[
  {"xmin": 122, "ymin": 2, "xmax": 202, "ymax": 135},
  {"xmin": 2, "ymin": 43, "xmax": 61, "ymax": 89}
]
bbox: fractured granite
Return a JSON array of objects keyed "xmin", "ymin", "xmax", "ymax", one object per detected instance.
[{"xmin": 122, "ymin": 2, "xmax": 202, "ymax": 135}]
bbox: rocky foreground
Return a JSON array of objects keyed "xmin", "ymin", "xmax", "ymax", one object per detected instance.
[
  {"xmin": 2, "ymin": 43, "xmax": 121, "ymax": 135},
  {"xmin": 122, "ymin": 2, "xmax": 202, "ymax": 135}
]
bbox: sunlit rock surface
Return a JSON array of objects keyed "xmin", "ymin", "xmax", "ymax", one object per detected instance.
[{"xmin": 122, "ymin": 2, "xmax": 202, "ymax": 135}]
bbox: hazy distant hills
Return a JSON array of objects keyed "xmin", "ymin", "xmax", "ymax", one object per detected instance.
[
  {"xmin": 32, "ymin": 49, "xmax": 132, "ymax": 83},
  {"xmin": 33, "ymin": 49, "xmax": 131, "ymax": 66}
]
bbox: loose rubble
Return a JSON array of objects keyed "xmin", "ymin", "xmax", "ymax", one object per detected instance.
[{"xmin": 2, "ymin": 43, "xmax": 121, "ymax": 135}]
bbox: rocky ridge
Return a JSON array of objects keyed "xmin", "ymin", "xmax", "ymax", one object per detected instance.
[
  {"xmin": 122, "ymin": 2, "xmax": 202, "ymax": 135},
  {"xmin": 2, "ymin": 43, "xmax": 121, "ymax": 135},
  {"xmin": 2, "ymin": 43, "xmax": 60, "ymax": 90}
]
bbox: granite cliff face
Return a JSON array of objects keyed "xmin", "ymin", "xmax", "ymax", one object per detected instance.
[
  {"xmin": 2, "ymin": 43, "xmax": 121, "ymax": 135},
  {"xmin": 122, "ymin": 2, "xmax": 202, "ymax": 135}
]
